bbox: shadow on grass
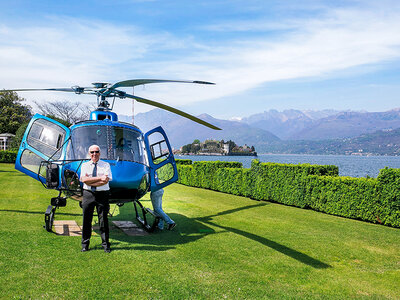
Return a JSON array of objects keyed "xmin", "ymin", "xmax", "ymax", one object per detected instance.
[
  {"xmin": 199, "ymin": 219, "xmax": 330, "ymax": 269},
  {"xmin": 0, "ymin": 209, "xmax": 81, "ymax": 217},
  {"xmin": 107, "ymin": 202, "xmax": 331, "ymax": 268},
  {"xmin": 106, "ymin": 211, "xmax": 219, "ymax": 252}
]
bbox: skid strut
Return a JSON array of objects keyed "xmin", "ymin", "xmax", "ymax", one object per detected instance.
[
  {"xmin": 133, "ymin": 199, "xmax": 161, "ymax": 232},
  {"xmin": 44, "ymin": 193, "xmax": 67, "ymax": 232}
]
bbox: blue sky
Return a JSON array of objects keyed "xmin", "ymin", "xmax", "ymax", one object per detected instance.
[{"xmin": 1, "ymin": 0, "xmax": 400, "ymax": 119}]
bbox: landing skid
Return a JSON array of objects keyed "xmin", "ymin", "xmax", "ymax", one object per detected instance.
[
  {"xmin": 133, "ymin": 199, "xmax": 161, "ymax": 232},
  {"xmin": 43, "ymin": 194, "xmax": 160, "ymax": 233}
]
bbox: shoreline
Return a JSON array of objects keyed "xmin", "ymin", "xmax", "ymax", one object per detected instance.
[{"xmin": 178, "ymin": 152, "xmax": 257, "ymax": 157}]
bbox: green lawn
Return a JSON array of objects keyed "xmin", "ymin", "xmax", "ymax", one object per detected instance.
[{"xmin": 0, "ymin": 163, "xmax": 399, "ymax": 299}]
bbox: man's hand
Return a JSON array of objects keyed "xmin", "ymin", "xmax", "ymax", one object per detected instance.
[{"xmin": 100, "ymin": 175, "xmax": 109, "ymax": 184}]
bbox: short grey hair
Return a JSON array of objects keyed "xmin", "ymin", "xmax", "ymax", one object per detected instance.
[{"xmin": 88, "ymin": 145, "xmax": 101, "ymax": 153}]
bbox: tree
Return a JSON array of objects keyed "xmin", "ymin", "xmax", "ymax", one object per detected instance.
[
  {"xmin": 9, "ymin": 122, "xmax": 29, "ymax": 150},
  {"xmin": 45, "ymin": 115, "xmax": 72, "ymax": 127},
  {"xmin": 0, "ymin": 91, "xmax": 32, "ymax": 134},
  {"xmin": 193, "ymin": 139, "xmax": 200, "ymax": 144},
  {"xmin": 181, "ymin": 144, "xmax": 191, "ymax": 154},
  {"xmin": 34, "ymin": 100, "xmax": 96, "ymax": 125},
  {"xmin": 226, "ymin": 140, "xmax": 236, "ymax": 152},
  {"xmin": 191, "ymin": 143, "xmax": 201, "ymax": 153}
]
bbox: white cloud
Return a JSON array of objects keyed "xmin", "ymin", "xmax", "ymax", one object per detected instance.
[
  {"xmin": 1, "ymin": 3, "xmax": 400, "ymax": 117},
  {"xmin": 145, "ymin": 4, "xmax": 400, "ymax": 106}
]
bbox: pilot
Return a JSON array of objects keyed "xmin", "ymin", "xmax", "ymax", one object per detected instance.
[
  {"xmin": 79, "ymin": 145, "xmax": 113, "ymax": 253},
  {"xmin": 150, "ymin": 187, "xmax": 176, "ymax": 231}
]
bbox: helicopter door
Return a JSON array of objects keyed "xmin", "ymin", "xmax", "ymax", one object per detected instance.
[
  {"xmin": 15, "ymin": 114, "xmax": 70, "ymax": 182},
  {"xmin": 144, "ymin": 126, "xmax": 178, "ymax": 192}
]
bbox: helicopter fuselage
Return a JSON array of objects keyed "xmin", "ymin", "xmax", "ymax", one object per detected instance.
[{"xmin": 15, "ymin": 111, "xmax": 178, "ymax": 204}]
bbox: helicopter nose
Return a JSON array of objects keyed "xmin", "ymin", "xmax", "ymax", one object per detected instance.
[{"xmin": 109, "ymin": 161, "xmax": 149, "ymax": 190}]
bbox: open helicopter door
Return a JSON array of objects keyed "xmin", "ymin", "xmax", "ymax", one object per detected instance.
[
  {"xmin": 15, "ymin": 114, "xmax": 70, "ymax": 185},
  {"xmin": 144, "ymin": 126, "xmax": 178, "ymax": 192}
]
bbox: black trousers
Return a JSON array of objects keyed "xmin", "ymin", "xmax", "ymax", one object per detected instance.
[{"xmin": 81, "ymin": 190, "xmax": 110, "ymax": 249}]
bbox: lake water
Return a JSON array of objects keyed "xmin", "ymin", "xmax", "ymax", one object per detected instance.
[{"xmin": 175, "ymin": 154, "xmax": 400, "ymax": 178}]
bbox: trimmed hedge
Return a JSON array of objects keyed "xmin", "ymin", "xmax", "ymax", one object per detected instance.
[
  {"xmin": 175, "ymin": 159, "xmax": 193, "ymax": 165},
  {"xmin": 306, "ymin": 175, "xmax": 380, "ymax": 223},
  {"xmin": 174, "ymin": 159, "xmax": 400, "ymax": 228},
  {"xmin": 249, "ymin": 160, "xmax": 338, "ymax": 207},
  {"xmin": 0, "ymin": 150, "xmax": 17, "ymax": 163},
  {"xmin": 376, "ymin": 168, "xmax": 400, "ymax": 226}
]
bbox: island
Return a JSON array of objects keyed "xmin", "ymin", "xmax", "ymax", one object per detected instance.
[{"xmin": 176, "ymin": 139, "xmax": 257, "ymax": 156}]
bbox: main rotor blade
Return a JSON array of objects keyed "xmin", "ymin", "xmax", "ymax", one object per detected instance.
[
  {"xmin": 2, "ymin": 88, "xmax": 77, "ymax": 92},
  {"xmin": 125, "ymin": 94, "xmax": 221, "ymax": 130},
  {"xmin": 110, "ymin": 79, "xmax": 215, "ymax": 89}
]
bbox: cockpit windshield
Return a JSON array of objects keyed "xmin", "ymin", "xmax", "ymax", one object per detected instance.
[{"xmin": 66, "ymin": 125, "xmax": 147, "ymax": 165}]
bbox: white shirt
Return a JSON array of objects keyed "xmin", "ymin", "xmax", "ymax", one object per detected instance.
[{"xmin": 80, "ymin": 160, "xmax": 112, "ymax": 191}]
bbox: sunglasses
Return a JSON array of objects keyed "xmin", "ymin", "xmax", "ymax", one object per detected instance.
[{"xmin": 90, "ymin": 150, "xmax": 100, "ymax": 154}]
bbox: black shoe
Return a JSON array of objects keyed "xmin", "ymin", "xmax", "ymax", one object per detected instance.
[
  {"xmin": 104, "ymin": 248, "xmax": 111, "ymax": 253},
  {"xmin": 81, "ymin": 247, "xmax": 89, "ymax": 252},
  {"xmin": 167, "ymin": 223, "xmax": 176, "ymax": 230}
]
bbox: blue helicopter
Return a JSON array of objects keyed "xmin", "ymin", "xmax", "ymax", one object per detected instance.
[{"xmin": 7, "ymin": 79, "xmax": 220, "ymax": 232}]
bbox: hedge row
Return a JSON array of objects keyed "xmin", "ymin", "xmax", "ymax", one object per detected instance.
[
  {"xmin": 174, "ymin": 159, "xmax": 399, "ymax": 228},
  {"xmin": 0, "ymin": 150, "xmax": 17, "ymax": 163}
]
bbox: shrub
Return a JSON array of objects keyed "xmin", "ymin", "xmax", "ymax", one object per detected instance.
[
  {"xmin": 0, "ymin": 150, "xmax": 17, "ymax": 163},
  {"xmin": 306, "ymin": 175, "xmax": 380, "ymax": 222},
  {"xmin": 175, "ymin": 159, "xmax": 193, "ymax": 165},
  {"xmin": 376, "ymin": 168, "xmax": 400, "ymax": 227}
]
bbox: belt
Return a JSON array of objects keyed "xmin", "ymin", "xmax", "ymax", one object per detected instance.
[{"xmin": 84, "ymin": 189, "xmax": 109, "ymax": 193}]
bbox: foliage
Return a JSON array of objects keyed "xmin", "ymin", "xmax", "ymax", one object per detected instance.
[
  {"xmin": 376, "ymin": 168, "xmax": 400, "ymax": 226},
  {"xmin": 9, "ymin": 121, "xmax": 30, "ymax": 150},
  {"xmin": 181, "ymin": 142, "xmax": 201, "ymax": 154},
  {"xmin": 45, "ymin": 114, "xmax": 71, "ymax": 127},
  {"xmin": 0, "ymin": 91, "xmax": 32, "ymax": 134},
  {"xmin": 225, "ymin": 140, "xmax": 237, "ymax": 152},
  {"xmin": 1, "ymin": 163, "xmax": 400, "ymax": 299},
  {"xmin": 175, "ymin": 159, "xmax": 192, "ymax": 165},
  {"xmin": 0, "ymin": 150, "xmax": 17, "ymax": 163},
  {"xmin": 175, "ymin": 159, "xmax": 400, "ymax": 227},
  {"xmin": 306, "ymin": 175, "xmax": 380, "ymax": 223}
]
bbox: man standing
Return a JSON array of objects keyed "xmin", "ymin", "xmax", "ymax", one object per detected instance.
[{"xmin": 80, "ymin": 145, "xmax": 112, "ymax": 253}]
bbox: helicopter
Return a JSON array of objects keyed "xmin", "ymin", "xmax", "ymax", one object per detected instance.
[{"xmin": 6, "ymin": 79, "xmax": 220, "ymax": 232}]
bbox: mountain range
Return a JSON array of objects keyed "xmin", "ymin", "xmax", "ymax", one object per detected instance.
[
  {"xmin": 120, "ymin": 110, "xmax": 279, "ymax": 148},
  {"xmin": 119, "ymin": 108, "xmax": 400, "ymax": 155}
]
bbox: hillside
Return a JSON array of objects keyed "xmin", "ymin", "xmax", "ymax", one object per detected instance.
[
  {"xmin": 289, "ymin": 109, "xmax": 400, "ymax": 140},
  {"xmin": 119, "ymin": 108, "xmax": 400, "ymax": 155},
  {"xmin": 257, "ymin": 128, "xmax": 400, "ymax": 156},
  {"xmin": 120, "ymin": 109, "xmax": 279, "ymax": 149},
  {"xmin": 241, "ymin": 109, "xmax": 341, "ymax": 139}
]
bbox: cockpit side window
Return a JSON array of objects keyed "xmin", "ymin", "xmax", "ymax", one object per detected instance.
[{"xmin": 26, "ymin": 119, "xmax": 65, "ymax": 159}]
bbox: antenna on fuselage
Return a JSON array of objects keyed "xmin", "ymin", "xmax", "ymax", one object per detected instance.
[{"xmin": 131, "ymin": 84, "xmax": 146, "ymax": 125}]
